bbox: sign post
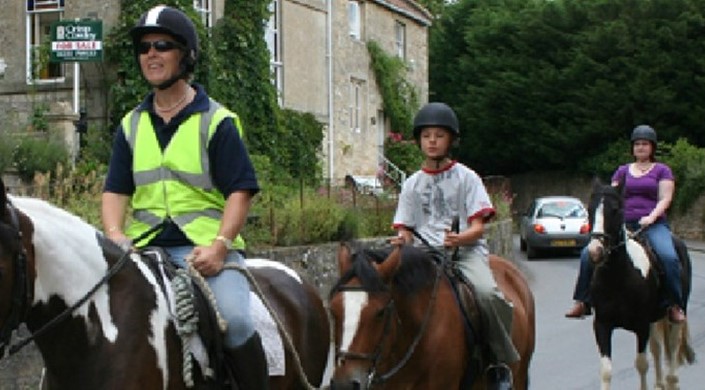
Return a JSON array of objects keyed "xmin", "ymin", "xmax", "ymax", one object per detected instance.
[{"xmin": 50, "ymin": 19, "xmax": 103, "ymax": 114}]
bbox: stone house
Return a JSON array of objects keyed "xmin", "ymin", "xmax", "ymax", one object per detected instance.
[{"xmin": 0, "ymin": 0, "xmax": 431, "ymax": 181}]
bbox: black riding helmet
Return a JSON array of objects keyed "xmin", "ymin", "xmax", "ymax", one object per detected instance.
[
  {"xmin": 412, "ymin": 102, "xmax": 460, "ymax": 141},
  {"xmin": 631, "ymin": 125, "xmax": 657, "ymax": 144},
  {"xmin": 130, "ymin": 5, "xmax": 198, "ymax": 90},
  {"xmin": 631, "ymin": 124, "xmax": 657, "ymax": 161}
]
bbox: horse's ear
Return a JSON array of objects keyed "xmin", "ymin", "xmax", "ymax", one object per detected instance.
[
  {"xmin": 592, "ymin": 176, "xmax": 602, "ymax": 190},
  {"xmin": 374, "ymin": 245, "xmax": 402, "ymax": 282},
  {"xmin": 337, "ymin": 242, "xmax": 353, "ymax": 276}
]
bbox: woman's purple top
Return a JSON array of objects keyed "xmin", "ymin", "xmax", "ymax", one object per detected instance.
[{"xmin": 612, "ymin": 163, "xmax": 674, "ymax": 223}]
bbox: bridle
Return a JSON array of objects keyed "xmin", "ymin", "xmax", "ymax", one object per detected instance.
[
  {"xmin": 0, "ymin": 201, "xmax": 32, "ymax": 356},
  {"xmin": 588, "ymin": 189, "xmax": 646, "ymax": 260},
  {"xmin": 334, "ymin": 255, "xmax": 443, "ymax": 387}
]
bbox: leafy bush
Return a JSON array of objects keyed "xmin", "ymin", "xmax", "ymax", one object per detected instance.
[
  {"xmin": 660, "ymin": 139, "xmax": 705, "ymax": 214},
  {"xmin": 271, "ymin": 190, "xmax": 347, "ymax": 246},
  {"xmin": 79, "ymin": 125, "xmax": 113, "ymax": 167},
  {"xmin": 384, "ymin": 134, "xmax": 423, "ymax": 175},
  {"xmin": 13, "ymin": 136, "xmax": 69, "ymax": 182},
  {"xmin": 0, "ymin": 135, "xmax": 17, "ymax": 174}
]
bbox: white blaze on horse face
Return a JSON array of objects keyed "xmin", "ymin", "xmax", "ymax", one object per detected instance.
[
  {"xmin": 12, "ymin": 197, "xmax": 119, "ymax": 341},
  {"xmin": 587, "ymin": 201, "xmax": 606, "ymax": 259},
  {"xmin": 625, "ymin": 235, "xmax": 651, "ymax": 278},
  {"xmin": 340, "ymin": 291, "xmax": 368, "ymax": 355}
]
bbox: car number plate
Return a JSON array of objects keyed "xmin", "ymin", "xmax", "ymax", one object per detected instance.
[{"xmin": 551, "ymin": 239, "xmax": 576, "ymax": 247}]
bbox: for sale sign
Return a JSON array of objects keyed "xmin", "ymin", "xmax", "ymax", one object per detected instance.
[{"xmin": 50, "ymin": 20, "xmax": 103, "ymax": 62}]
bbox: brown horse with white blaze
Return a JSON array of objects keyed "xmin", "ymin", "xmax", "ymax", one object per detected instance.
[{"xmin": 328, "ymin": 243, "xmax": 535, "ymax": 389}]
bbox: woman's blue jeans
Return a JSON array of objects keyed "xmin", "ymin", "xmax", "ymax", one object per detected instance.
[
  {"xmin": 164, "ymin": 246, "xmax": 255, "ymax": 348},
  {"xmin": 571, "ymin": 221, "xmax": 684, "ymax": 308}
]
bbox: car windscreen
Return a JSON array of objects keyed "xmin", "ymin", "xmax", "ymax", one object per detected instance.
[{"xmin": 537, "ymin": 201, "xmax": 586, "ymax": 219}]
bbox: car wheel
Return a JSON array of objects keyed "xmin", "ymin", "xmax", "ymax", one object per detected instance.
[
  {"xmin": 520, "ymin": 237, "xmax": 527, "ymax": 252},
  {"xmin": 526, "ymin": 244, "xmax": 539, "ymax": 260}
]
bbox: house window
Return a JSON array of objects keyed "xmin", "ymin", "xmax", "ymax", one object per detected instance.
[
  {"xmin": 26, "ymin": 0, "xmax": 65, "ymax": 83},
  {"xmin": 266, "ymin": 0, "xmax": 283, "ymax": 104},
  {"xmin": 193, "ymin": 0, "xmax": 212, "ymax": 29},
  {"xmin": 348, "ymin": 1, "xmax": 361, "ymax": 40},
  {"xmin": 395, "ymin": 21, "xmax": 406, "ymax": 59},
  {"xmin": 350, "ymin": 78, "xmax": 365, "ymax": 133}
]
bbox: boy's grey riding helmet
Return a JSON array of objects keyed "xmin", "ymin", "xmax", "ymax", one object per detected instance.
[
  {"xmin": 413, "ymin": 102, "xmax": 460, "ymax": 141},
  {"xmin": 130, "ymin": 5, "xmax": 198, "ymax": 90}
]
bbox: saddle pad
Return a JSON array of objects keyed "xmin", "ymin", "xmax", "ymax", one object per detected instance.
[{"xmin": 251, "ymin": 291, "xmax": 286, "ymax": 376}]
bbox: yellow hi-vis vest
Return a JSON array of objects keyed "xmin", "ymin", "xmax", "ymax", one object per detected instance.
[{"xmin": 122, "ymin": 98, "xmax": 246, "ymax": 249}]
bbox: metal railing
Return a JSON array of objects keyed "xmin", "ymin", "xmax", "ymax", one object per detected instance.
[{"xmin": 378, "ymin": 153, "xmax": 406, "ymax": 188}]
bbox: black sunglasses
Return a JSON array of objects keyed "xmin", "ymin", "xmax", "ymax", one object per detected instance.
[{"xmin": 137, "ymin": 40, "xmax": 183, "ymax": 55}]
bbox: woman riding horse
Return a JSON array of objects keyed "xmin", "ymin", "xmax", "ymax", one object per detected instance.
[
  {"xmin": 565, "ymin": 124, "xmax": 687, "ymax": 323},
  {"xmin": 101, "ymin": 5, "xmax": 266, "ymax": 389}
]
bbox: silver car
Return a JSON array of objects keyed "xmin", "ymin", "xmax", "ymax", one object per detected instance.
[{"xmin": 519, "ymin": 196, "xmax": 590, "ymax": 259}]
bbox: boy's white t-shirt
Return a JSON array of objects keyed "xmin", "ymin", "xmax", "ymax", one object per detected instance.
[{"xmin": 393, "ymin": 161, "xmax": 495, "ymax": 256}]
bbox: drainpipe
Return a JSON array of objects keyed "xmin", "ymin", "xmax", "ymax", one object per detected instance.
[{"xmin": 326, "ymin": 0, "xmax": 335, "ymax": 180}]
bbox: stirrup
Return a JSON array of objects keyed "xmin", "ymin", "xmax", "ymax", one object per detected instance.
[{"xmin": 485, "ymin": 363, "xmax": 513, "ymax": 390}]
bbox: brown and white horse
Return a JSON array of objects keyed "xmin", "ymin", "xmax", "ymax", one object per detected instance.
[
  {"xmin": 328, "ymin": 243, "xmax": 535, "ymax": 389},
  {"xmin": 586, "ymin": 181, "xmax": 695, "ymax": 390},
  {"xmin": 0, "ymin": 179, "xmax": 331, "ymax": 389}
]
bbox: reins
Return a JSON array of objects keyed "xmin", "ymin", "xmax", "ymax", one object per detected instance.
[
  {"xmin": 0, "ymin": 220, "xmax": 166, "ymax": 358},
  {"xmin": 369, "ymin": 259, "xmax": 442, "ymax": 386}
]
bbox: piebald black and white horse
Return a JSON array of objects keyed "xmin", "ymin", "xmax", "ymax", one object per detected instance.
[
  {"xmin": 586, "ymin": 181, "xmax": 694, "ymax": 390},
  {"xmin": 0, "ymin": 178, "xmax": 331, "ymax": 389}
]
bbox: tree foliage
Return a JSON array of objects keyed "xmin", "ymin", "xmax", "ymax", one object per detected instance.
[{"xmin": 430, "ymin": 0, "xmax": 705, "ymax": 175}]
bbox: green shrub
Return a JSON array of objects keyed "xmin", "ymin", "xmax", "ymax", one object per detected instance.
[
  {"xmin": 79, "ymin": 125, "xmax": 113, "ymax": 167},
  {"xmin": 660, "ymin": 139, "xmax": 705, "ymax": 214},
  {"xmin": 272, "ymin": 191, "xmax": 346, "ymax": 246},
  {"xmin": 13, "ymin": 136, "xmax": 69, "ymax": 182},
  {"xmin": 384, "ymin": 134, "xmax": 423, "ymax": 175},
  {"xmin": 0, "ymin": 135, "xmax": 17, "ymax": 174}
]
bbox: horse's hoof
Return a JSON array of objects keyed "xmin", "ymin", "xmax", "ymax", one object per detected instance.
[
  {"xmin": 668, "ymin": 306, "xmax": 686, "ymax": 323},
  {"xmin": 485, "ymin": 364, "xmax": 513, "ymax": 390}
]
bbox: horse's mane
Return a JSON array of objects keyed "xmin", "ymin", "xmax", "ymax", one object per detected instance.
[{"xmin": 329, "ymin": 245, "xmax": 438, "ymax": 298}]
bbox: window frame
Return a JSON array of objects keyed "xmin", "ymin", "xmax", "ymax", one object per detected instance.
[
  {"xmin": 26, "ymin": 0, "xmax": 65, "ymax": 84},
  {"xmin": 348, "ymin": 1, "xmax": 361, "ymax": 40},
  {"xmin": 192, "ymin": 0, "xmax": 213, "ymax": 29},
  {"xmin": 266, "ymin": 0, "xmax": 283, "ymax": 104},
  {"xmin": 349, "ymin": 78, "xmax": 364, "ymax": 133},
  {"xmin": 394, "ymin": 21, "xmax": 406, "ymax": 59}
]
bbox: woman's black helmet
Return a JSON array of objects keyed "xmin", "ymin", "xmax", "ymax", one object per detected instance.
[
  {"xmin": 413, "ymin": 102, "xmax": 460, "ymax": 140},
  {"xmin": 631, "ymin": 125, "xmax": 657, "ymax": 144},
  {"xmin": 130, "ymin": 5, "xmax": 198, "ymax": 88}
]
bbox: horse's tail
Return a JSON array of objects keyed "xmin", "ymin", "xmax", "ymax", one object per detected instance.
[{"xmin": 678, "ymin": 321, "xmax": 696, "ymax": 365}]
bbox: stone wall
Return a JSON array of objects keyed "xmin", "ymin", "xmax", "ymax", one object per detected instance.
[{"xmin": 0, "ymin": 219, "xmax": 513, "ymax": 388}]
